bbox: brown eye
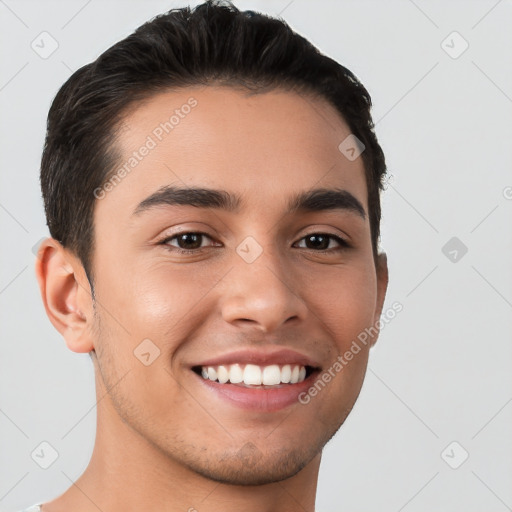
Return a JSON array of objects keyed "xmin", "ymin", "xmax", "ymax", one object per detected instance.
[
  {"xmin": 173, "ymin": 233, "xmax": 204, "ymax": 250},
  {"xmin": 295, "ymin": 233, "xmax": 348, "ymax": 251},
  {"xmin": 160, "ymin": 232, "xmax": 218, "ymax": 253}
]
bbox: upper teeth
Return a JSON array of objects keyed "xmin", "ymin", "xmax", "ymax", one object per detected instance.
[{"xmin": 200, "ymin": 364, "xmax": 307, "ymax": 385}]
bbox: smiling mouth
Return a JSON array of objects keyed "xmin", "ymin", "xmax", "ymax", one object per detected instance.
[{"xmin": 192, "ymin": 363, "xmax": 318, "ymax": 388}]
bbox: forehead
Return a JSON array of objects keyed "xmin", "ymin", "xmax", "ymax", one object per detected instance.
[{"xmin": 99, "ymin": 86, "xmax": 368, "ymax": 219}]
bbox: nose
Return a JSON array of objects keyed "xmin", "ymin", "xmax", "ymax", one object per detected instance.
[{"xmin": 219, "ymin": 246, "xmax": 309, "ymax": 333}]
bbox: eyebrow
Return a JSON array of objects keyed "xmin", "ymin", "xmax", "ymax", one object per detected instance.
[{"xmin": 132, "ymin": 185, "xmax": 366, "ymax": 220}]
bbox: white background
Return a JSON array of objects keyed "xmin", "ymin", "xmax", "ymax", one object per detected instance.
[{"xmin": 1, "ymin": 1, "xmax": 511, "ymax": 511}]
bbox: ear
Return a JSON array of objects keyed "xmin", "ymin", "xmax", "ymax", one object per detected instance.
[
  {"xmin": 35, "ymin": 238, "xmax": 95, "ymax": 354},
  {"xmin": 370, "ymin": 251, "xmax": 389, "ymax": 348}
]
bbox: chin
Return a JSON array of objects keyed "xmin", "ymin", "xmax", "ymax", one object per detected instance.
[{"xmin": 181, "ymin": 445, "xmax": 318, "ymax": 486}]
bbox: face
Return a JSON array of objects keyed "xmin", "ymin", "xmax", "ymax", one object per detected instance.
[{"xmin": 87, "ymin": 86, "xmax": 387, "ymax": 484}]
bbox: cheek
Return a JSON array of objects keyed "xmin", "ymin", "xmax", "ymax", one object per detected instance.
[
  {"xmin": 93, "ymin": 258, "xmax": 229, "ymax": 370},
  {"xmin": 295, "ymin": 266, "xmax": 376, "ymax": 424},
  {"xmin": 95, "ymin": 254, "xmax": 207, "ymax": 328},
  {"xmin": 301, "ymin": 262, "xmax": 378, "ymax": 350},
  {"xmin": 125, "ymin": 263, "xmax": 223, "ymax": 325}
]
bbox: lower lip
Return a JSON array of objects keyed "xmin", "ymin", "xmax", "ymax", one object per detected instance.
[{"xmin": 194, "ymin": 371, "xmax": 320, "ymax": 412}]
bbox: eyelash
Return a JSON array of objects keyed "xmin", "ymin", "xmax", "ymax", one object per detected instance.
[{"xmin": 158, "ymin": 231, "xmax": 350, "ymax": 255}]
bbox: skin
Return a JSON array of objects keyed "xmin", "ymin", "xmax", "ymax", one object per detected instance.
[{"xmin": 36, "ymin": 86, "xmax": 388, "ymax": 512}]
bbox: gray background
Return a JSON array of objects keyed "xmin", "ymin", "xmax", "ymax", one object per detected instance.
[{"xmin": 1, "ymin": 1, "xmax": 511, "ymax": 511}]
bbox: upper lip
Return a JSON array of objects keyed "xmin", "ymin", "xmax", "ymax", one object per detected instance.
[{"xmin": 192, "ymin": 348, "xmax": 322, "ymax": 369}]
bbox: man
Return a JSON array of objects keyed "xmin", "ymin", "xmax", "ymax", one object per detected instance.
[{"xmin": 28, "ymin": 1, "xmax": 388, "ymax": 510}]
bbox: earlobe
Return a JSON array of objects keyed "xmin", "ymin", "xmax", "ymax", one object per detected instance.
[
  {"xmin": 35, "ymin": 238, "xmax": 94, "ymax": 354},
  {"xmin": 370, "ymin": 251, "xmax": 389, "ymax": 347}
]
